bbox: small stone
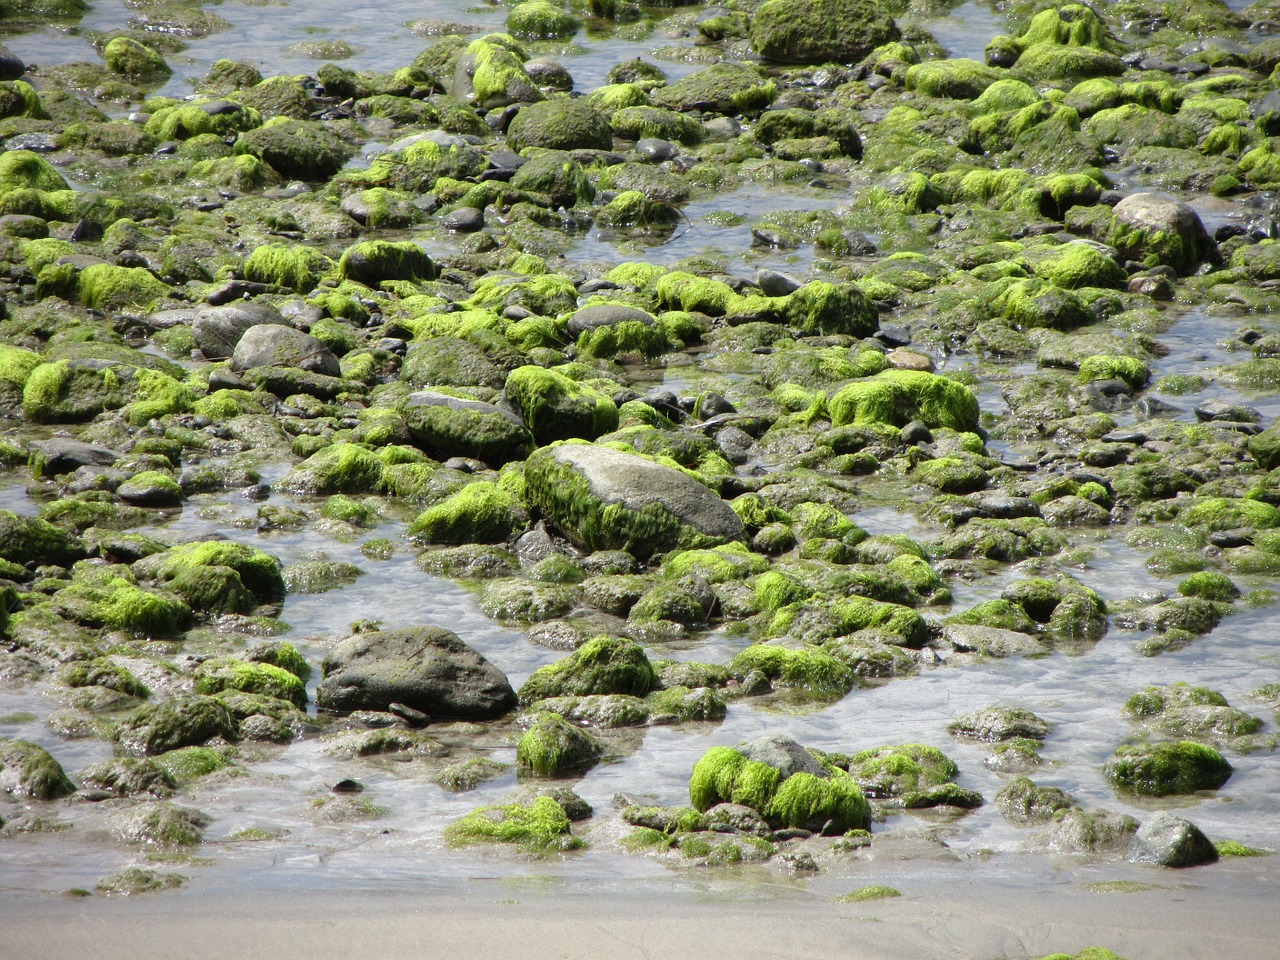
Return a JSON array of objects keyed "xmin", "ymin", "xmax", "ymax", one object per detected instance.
[
  {"xmin": 332, "ymin": 779, "xmax": 364, "ymax": 794},
  {"xmin": 1127, "ymin": 812, "xmax": 1218, "ymax": 867},
  {"xmin": 441, "ymin": 207, "xmax": 484, "ymax": 232}
]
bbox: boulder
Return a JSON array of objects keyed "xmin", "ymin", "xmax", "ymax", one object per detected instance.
[
  {"xmin": 401, "ymin": 390, "xmax": 533, "ymax": 467},
  {"xmin": 316, "ymin": 625, "xmax": 517, "ymax": 719},
  {"xmin": 230, "ymin": 323, "xmax": 341, "ymax": 376},
  {"xmin": 750, "ymin": 0, "xmax": 900, "ymax": 65},
  {"xmin": 0, "ymin": 739, "xmax": 75, "ymax": 799},
  {"xmin": 524, "ymin": 443, "xmax": 744, "ymax": 558},
  {"xmin": 1110, "ymin": 193, "xmax": 1216, "ymax": 276},
  {"xmin": 1127, "ymin": 811, "xmax": 1218, "ymax": 867},
  {"xmin": 191, "ymin": 300, "xmax": 285, "ymax": 360},
  {"xmin": 506, "ymin": 97, "xmax": 613, "ymax": 152},
  {"xmin": 736, "ymin": 733, "xmax": 830, "ymax": 780}
]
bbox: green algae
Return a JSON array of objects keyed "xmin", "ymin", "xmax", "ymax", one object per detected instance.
[{"xmin": 444, "ymin": 796, "xmax": 582, "ymax": 852}]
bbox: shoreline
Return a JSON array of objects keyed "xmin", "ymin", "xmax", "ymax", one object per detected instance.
[{"xmin": 4, "ymin": 853, "xmax": 1279, "ymax": 960}]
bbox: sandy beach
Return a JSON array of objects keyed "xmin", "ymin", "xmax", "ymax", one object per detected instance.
[{"xmin": 4, "ymin": 855, "xmax": 1278, "ymax": 960}]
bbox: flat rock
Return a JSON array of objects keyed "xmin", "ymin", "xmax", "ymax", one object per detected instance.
[
  {"xmin": 29, "ymin": 438, "xmax": 120, "ymax": 476},
  {"xmin": 567, "ymin": 303, "xmax": 656, "ymax": 336},
  {"xmin": 316, "ymin": 625, "xmax": 517, "ymax": 720}
]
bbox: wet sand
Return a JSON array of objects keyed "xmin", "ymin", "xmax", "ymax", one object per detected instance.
[{"xmin": 5, "ymin": 857, "xmax": 1277, "ymax": 960}]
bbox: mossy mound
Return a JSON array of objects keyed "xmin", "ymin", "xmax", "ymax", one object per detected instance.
[
  {"xmin": 117, "ymin": 695, "xmax": 237, "ymax": 756},
  {"xmin": 515, "ymin": 711, "xmax": 605, "ymax": 777},
  {"xmin": 1104, "ymin": 740, "xmax": 1233, "ymax": 796},
  {"xmin": 0, "ymin": 739, "xmax": 76, "ymax": 799},
  {"xmin": 408, "ymin": 481, "xmax": 528, "ymax": 545},
  {"xmin": 729, "ymin": 642, "xmax": 856, "ymax": 699},
  {"xmin": 194, "ymin": 657, "xmax": 307, "ymax": 707},
  {"xmin": 505, "ymin": 367, "xmax": 618, "ymax": 445},
  {"xmin": 444, "ymin": 795, "xmax": 582, "ymax": 852},
  {"xmin": 829, "ymin": 370, "xmax": 980, "ymax": 432},
  {"xmin": 1124, "ymin": 683, "xmax": 1261, "ymax": 741},
  {"xmin": 135, "ymin": 540, "xmax": 285, "ymax": 605},
  {"xmin": 519, "ymin": 634, "xmax": 655, "ymax": 703}
]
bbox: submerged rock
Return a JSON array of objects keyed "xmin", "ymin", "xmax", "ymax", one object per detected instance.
[{"xmin": 316, "ymin": 625, "xmax": 517, "ymax": 719}]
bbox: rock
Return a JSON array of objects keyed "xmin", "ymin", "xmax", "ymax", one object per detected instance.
[
  {"xmin": 524, "ymin": 443, "xmax": 745, "ymax": 558},
  {"xmin": 0, "ymin": 45, "xmax": 26, "ymax": 81},
  {"xmin": 736, "ymin": 733, "xmax": 830, "ymax": 780},
  {"xmin": 0, "ymin": 739, "xmax": 75, "ymax": 799},
  {"xmin": 441, "ymin": 206, "xmax": 483, "ymax": 231},
  {"xmin": 117, "ymin": 695, "xmax": 237, "ymax": 756},
  {"xmin": 191, "ymin": 300, "xmax": 285, "ymax": 360},
  {"xmin": 519, "ymin": 634, "xmax": 655, "ymax": 702},
  {"xmin": 401, "ymin": 390, "xmax": 533, "ymax": 467},
  {"xmin": 516, "ymin": 711, "xmax": 604, "ymax": 776},
  {"xmin": 756, "ymin": 268, "xmax": 803, "ymax": 296},
  {"xmin": 1047, "ymin": 807, "xmax": 1139, "ymax": 853},
  {"xmin": 1104, "ymin": 740, "xmax": 1233, "ymax": 796},
  {"xmin": 1111, "ymin": 193, "xmax": 1216, "ymax": 276},
  {"xmin": 28, "ymin": 437, "xmax": 119, "ymax": 477},
  {"xmin": 995, "ymin": 777, "xmax": 1073, "ymax": 824},
  {"xmin": 504, "ymin": 366, "xmax": 619, "ymax": 444},
  {"xmin": 566, "ymin": 303, "xmax": 656, "ymax": 336},
  {"xmin": 230, "ymin": 323, "xmax": 341, "ymax": 376},
  {"xmin": 316, "ymin": 625, "xmax": 517, "ymax": 720},
  {"xmin": 949, "ymin": 706, "xmax": 1051, "ymax": 742},
  {"xmin": 506, "ymin": 98, "xmax": 612, "ymax": 152},
  {"xmin": 750, "ymin": 0, "xmax": 899, "ymax": 65},
  {"xmin": 1127, "ymin": 811, "xmax": 1218, "ymax": 867},
  {"xmin": 0, "ymin": 509, "xmax": 86, "ymax": 566}
]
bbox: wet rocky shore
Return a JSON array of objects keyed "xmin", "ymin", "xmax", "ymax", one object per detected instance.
[{"xmin": 0, "ymin": 0, "xmax": 1278, "ymax": 932}]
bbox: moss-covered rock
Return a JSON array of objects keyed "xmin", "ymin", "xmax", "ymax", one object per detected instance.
[
  {"xmin": 995, "ymin": 776, "xmax": 1074, "ymax": 824},
  {"xmin": 0, "ymin": 509, "xmax": 86, "ymax": 566},
  {"xmin": 516, "ymin": 711, "xmax": 605, "ymax": 776},
  {"xmin": 729, "ymin": 642, "xmax": 856, "ymax": 699},
  {"xmin": 278, "ymin": 443, "xmax": 385, "ymax": 495},
  {"xmin": 338, "ymin": 239, "xmax": 434, "ymax": 285},
  {"xmin": 117, "ymin": 695, "xmax": 236, "ymax": 755},
  {"xmin": 906, "ymin": 59, "xmax": 1005, "ymax": 100},
  {"xmin": 103, "ymin": 37, "xmax": 170, "ymax": 80},
  {"xmin": 505, "ymin": 367, "xmax": 618, "ymax": 445},
  {"xmin": 749, "ymin": 0, "xmax": 900, "ymax": 65},
  {"xmin": 408, "ymin": 481, "xmax": 528, "ymax": 545},
  {"xmin": 234, "ymin": 118, "xmax": 356, "ymax": 181},
  {"xmin": 243, "ymin": 243, "xmax": 334, "ymax": 293},
  {"xmin": 0, "ymin": 739, "xmax": 75, "ymax": 799},
  {"xmin": 444, "ymin": 795, "xmax": 582, "ymax": 852},
  {"xmin": 77, "ymin": 756, "xmax": 175, "ymax": 798},
  {"xmin": 519, "ymin": 634, "xmax": 655, "ymax": 703},
  {"xmin": 506, "ymin": 1, "xmax": 581, "ymax": 40},
  {"xmin": 135, "ymin": 540, "xmax": 285, "ymax": 605},
  {"xmin": 523, "ymin": 443, "xmax": 744, "ymax": 559},
  {"xmin": 949, "ymin": 706, "xmax": 1050, "ymax": 742},
  {"xmin": 194, "ymin": 657, "xmax": 307, "ymax": 707},
  {"xmin": 829, "ymin": 370, "xmax": 980, "ymax": 431},
  {"xmin": 649, "ymin": 63, "xmax": 776, "ymax": 116},
  {"xmin": 507, "ymin": 97, "xmax": 612, "ymax": 152},
  {"xmin": 1104, "ymin": 740, "xmax": 1233, "ymax": 796},
  {"xmin": 1124, "ymin": 683, "xmax": 1261, "ymax": 741},
  {"xmin": 402, "ymin": 391, "xmax": 534, "ymax": 467}
]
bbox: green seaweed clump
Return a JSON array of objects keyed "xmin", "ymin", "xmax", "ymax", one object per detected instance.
[
  {"xmin": 194, "ymin": 657, "xmax": 307, "ymax": 707},
  {"xmin": 444, "ymin": 795, "xmax": 582, "ymax": 852},
  {"xmin": 515, "ymin": 712, "xmax": 605, "ymax": 777}
]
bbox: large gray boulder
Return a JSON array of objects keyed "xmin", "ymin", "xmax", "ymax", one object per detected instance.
[
  {"xmin": 1127, "ymin": 811, "xmax": 1219, "ymax": 867},
  {"xmin": 750, "ymin": 0, "xmax": 901, "ymax": 65},
  {"xmin": 524, "ymin": 443, "xmax": 745, "ymax": 559},
  {"xmin": 191, "ymin": 300, "xmax": 284, "ymax": 360},
  {"xmin": 230, "ymin": 323, "xmax": 340, "ymax": 376},
  {"xmin": 316, "ymin": 625, "xmax": 517, "ymax": 720},
  {"xmin": 566, "ymin": 304, "xmax": 656, "ymax": 337}
]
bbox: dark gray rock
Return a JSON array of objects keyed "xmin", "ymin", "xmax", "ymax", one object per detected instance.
[
  {"xmin": 29, "ymin": 438, "xmax": 119, "ymax": 477},
  {"xmin": 756, "ymin": 268, "xmax": 803, "ymax": 296},
  {"xmin": 230, "ymin": 323, "xmax": 340, "ymax": 376},
  {"xmin": 316, "ymin": 625, "xmax": 517, "ymax": 720},
  {"xmin": 192, "ymin": 300, "xmax": 285, "ymax": 359},
  {"xmin": 401, "ymin": 389, "xmax": 533, "ymax": 466},
  {"xmin": 0, "ymin": 45, "xmax": 26, "ymax": 81},
  {"xmin": 1127, "ymin": 811, "xmax": 1219, "ymax": 867},
  {"xmin": 441, "ymin": 206, "xmax": 484, "ymax": 231}
]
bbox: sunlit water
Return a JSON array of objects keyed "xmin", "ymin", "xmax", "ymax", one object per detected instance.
[{"xmin": 1, "ymin": 0, "xmax": 1279, "ymax": 905}]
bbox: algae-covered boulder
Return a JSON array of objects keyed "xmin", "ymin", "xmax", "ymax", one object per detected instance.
[
  {"xmin": 402, "ymin": 391, "xmax": 533, "ymax": 467},
  {"xmin": 1110, "ymin": 193, "xmax": 1216, "ymax": 276},
  {"xmin": 689, "ymin": 740, "xmax": 870, "ymax": 833},
  {"xmin": 77, "ymin": 756, "xmax": 175, "ymax": 798},
  {"xmin": 451, "ymin": 37, "xmax": 543, "ymax": 109},
  {"xmin": 649, "ymin": 62, "xmax": 776, "ymax": 116},
  {"xmin": 316, "ymin": 624, "xmax": 517, "ymax": 719},
  {"xmin": 135, "ymin": 540, "xmax": 285, "ymax": 605},
  {"xmin": 504, "ymin": 366, "xmax": 618, "ymax": 445},
  {"xmin": 848, "ymin": 743, "xmax": 978, "ymax": 808},
  {"xmin": 1124, "ymin": 683, "xmax": 1261, "ymax": 741},
  {"xmin": 278, "ymin": 443, "xmax": 385, "ymax": 495},
  {"xmin": 829, "ymin": 370, "xmax": 980, "ymax": 432},
  {"xmin": 103, "ymin": 37, "xmax": 170, "ymax": 80},
  {"xmin": 507, "ymin": 97, "xmax": 612, "ymax": 152},
  {"xmin": 0, "ymin": 739, "xmax": 75, "ymax": 799},
  {"xmin": 949, "ymin": 706, "xmax": 1050, "ymax": 742},
  {"xmin": 230, "ymin": 327, "xmax": 340, "ymax": 378},
  {"xmin": 519, "ymin": 634, "xmax": 654, "ymax": 703},
  {"xmin": 1104, "ymin": 740, "xmax": 1233, "ymax": 796},
  {"xmin": 1126, "ymin": 811, "xmax": 1218, "ymax": 868},
  {"xmin": 995, "ymin": 776, "xmax": 1073, "ymax": 824},
  {"xmin": 338, "ymin": 239, "xmax": 434, "ymax": 285},
  {"xmin": 516, "ymin": 711, "xmax": 604, "ymax": 776},
  {"xmin": 117, "ymin": 695, "xmax": 237, "ymax": 755},
  {"xmin": 194, "ymin": 657, "xmax": 307, "ymax": 707},
  {"xmin": 0, "ymin": 509, "xmax": 86, "ymax": 566},
  {"xmin": 234, "ymin": 118, "xmax": 356, "ymax": 180},
  {"xmin": 524, "ymin": 443, "xmax": 744, "ymax": 558},
  {"xmin": 749, "ymin": 0, "xmax": 900, "ymax": 65},
  {"xmin": 507, "ymin": 0, "xmax": 582, "ymax": 40},
  {"xmin": 785, "ymin": 281, "xmax": 877, "ymax": 337},
  {"xmin": 408, "ymin": 481, "xmax": 529, "ymax": 545}
]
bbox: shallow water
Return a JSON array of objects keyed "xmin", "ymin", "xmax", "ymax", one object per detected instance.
[{"xmin": 2, "ymin": 0, "xmax": 1280, "ymax": 917}]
